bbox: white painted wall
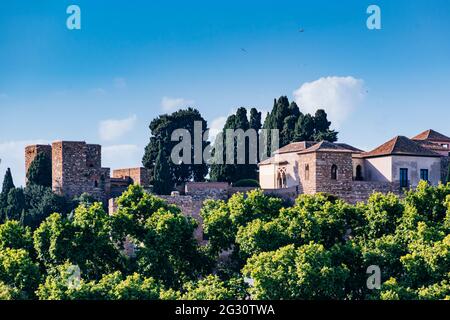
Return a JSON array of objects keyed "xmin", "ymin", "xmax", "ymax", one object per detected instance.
[
  {"xmin": 365, "ymin": 156, "xmax": 393, "ymax": 182},
  {"xmin": 259, "ymin": 164, "xmax": 276, "ymax": 189},
  {"xmin": 391, "ymin": 155, "xmax": 441, "ymax": 186}
]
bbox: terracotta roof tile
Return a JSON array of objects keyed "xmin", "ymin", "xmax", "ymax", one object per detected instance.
[
  {"xmin": 297, "ymin": 141, "xmax": 355, "ymax": 154},
  {"xmin": 274, "ymin": 141, "xmax": 316, "ymax": 154},
  {"xmin": 412, "ymin": 129, "xmax": 450, "ymax": 143},
  {"xmin": 362, "ymin": 136, "xmax": 440, "ymax": 158}
]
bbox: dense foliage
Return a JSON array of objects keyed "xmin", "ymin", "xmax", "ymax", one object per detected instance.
[
  {"xmin": 142, "ymin": 108, "xmax": 210, "ymax": 186},
  {"xmin": 0, "ymin": 178, "xmax": 449, "ymax": 300},
  {"xmin": 263, "ymin": 96, "xmax": 338, "ymax": 147}
]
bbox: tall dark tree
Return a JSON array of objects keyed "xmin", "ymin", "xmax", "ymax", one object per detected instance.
[
  {"xmin": 210, "ymin": 108, "xmax": 259, "ymax": 183},
  {"xmin": 26, "ymin": 152, "xmax": 52, "ymax": 187},
  {"xmin": 1, "ymin": 168, "xmax": 15, "ymax": 196},
  {"xmin": 4, "ymin": 188, "xmax": 26, "ymax": 221},
  {"xmin": 293, "ymin": 113, "xmax": 315, "ymax": 141},
  {"xmin": 142, "ymin": 108, "xmax": 210, "ymax": 186},
  {"xmin": 312, "ymin": 110, "xmax": 338, "ymax": 142},
  {"xmin": 0, "ymin": 168, "xmax": 15, "ymax": 222},
  {"xmin": 152, "ymin": 141, "xmax": 173, "ymax": 195},
  {"xmin": 263, "ymin": 97, "xmax": 338, "ymax": 146}
]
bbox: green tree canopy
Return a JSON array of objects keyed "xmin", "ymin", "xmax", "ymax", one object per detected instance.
[{"xmin": 142, "ymin": 108, "xmax": 210, "ymax": 186}]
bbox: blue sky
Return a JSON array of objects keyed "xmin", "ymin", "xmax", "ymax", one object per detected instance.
[{"xmin": 1, "ymin": 0, "xmax": 450, "ymax": 186}]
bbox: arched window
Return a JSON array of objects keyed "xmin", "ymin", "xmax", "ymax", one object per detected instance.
[
  {"xmin": 277, "ymin": 168, "xmax": 287, "ymax": 188},
  {"xmin": 305, "ymin": 164, "xmax": 310, "ymax": 181},
  {"xmin": 355, "ymin": 165, "xmax": 363, "ymax": 181},
  {"xmin": 331, "ymin": 165, "xmax": 338, "ymax": 180}
]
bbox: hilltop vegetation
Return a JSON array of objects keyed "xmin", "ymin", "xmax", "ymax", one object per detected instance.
[{"xmin": 0, "ymin": 181, "xmax": 449, "ymax": 300}]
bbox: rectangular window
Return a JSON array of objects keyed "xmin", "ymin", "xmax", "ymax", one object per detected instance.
[
  {"xmin": 400, "ymin": 168, "xmax": 409, "ymax": 188},
  {"xmin": 420, "ymin": 169, "xmax": 429, "ymax": 182}
]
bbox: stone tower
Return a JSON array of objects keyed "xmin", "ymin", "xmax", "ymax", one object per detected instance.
[{"xmin": 52, "ymin": 141, "xmax": 111, "ymax": 202}]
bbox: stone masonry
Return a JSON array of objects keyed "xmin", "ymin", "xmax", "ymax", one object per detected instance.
[{"xmin": 25, "ymin": 141, "xmax": 150, "ymax": 203}]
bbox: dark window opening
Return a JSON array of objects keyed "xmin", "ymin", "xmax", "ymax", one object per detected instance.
[
  {"xmin": 305, "ymin": 164, "xmax": 310, "ymax": 181},
  {"xmin": 331, "ymin": 165, "xmax": 338, "ymax": 180},
  {"xmin": 355, "ymin": 165, "xmax": 363, "ymax": 181},
  {"xmin": 400, "ymin": 168, "xmax": 409, "ymax": 188},
  {"xmin": 94, "ymin": 180, "xmax": 98, "ymax": 188},
  {"xmin": 420, "ymin": 169, "xmax": 429, "ymax": 182}
]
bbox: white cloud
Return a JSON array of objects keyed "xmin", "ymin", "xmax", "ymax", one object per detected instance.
[
  {"xmin": 208, "ymin": 116, "xmax": 227, "ymax": 142},
  {"xmin": 0, "ymin": 139, "xmax": 48, "ymax": 187},
  {"xmin": 161, "ymin": 96, "xmax": 195, "ymax": 112},
  {"xmin": 99, "ymin": 115, "xmax": 137, "ymax": 141},
  {"xmin": 293, "ymin": 76, "xmax": 365, "ymax": 128},
  {"xmin": 114, "ymin": 77, "xmax": 127, "ymax": 89},
  {"xmin": 102, "ymin": 144, "xmax": 142, "ymax": 169}
]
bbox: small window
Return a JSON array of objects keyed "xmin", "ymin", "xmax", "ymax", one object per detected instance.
[
  {"xmin": 355, "ymin": 165, "xmax": 363, "ymax": 181},
  {"xmin": 420, "ymin": 169, "xmax": 429, "ymax": 182},
  {"xmin": 305, "ymin": 164, "xmax": 310, "ymax": 181},
  {"xmin": 400, "ymin": 168, "xmax": 409, "ymax": 188},
  {"xmin": 94, "ymin": 180, "xmax": 98, "ymax": 188},
  {"xmin": 331, "ymin": 165, "xmax": 338, "ymax": 180}
]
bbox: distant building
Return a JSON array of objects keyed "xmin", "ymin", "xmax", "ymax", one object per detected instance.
[
  {"xmin": 259, "ymin": 129, "xmax": 450, "ymax": 203},
  {"xmin": 25, "ymin": 141, "xmax": 150, "ymax": 203}
]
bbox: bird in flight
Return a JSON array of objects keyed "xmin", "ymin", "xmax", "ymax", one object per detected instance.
[
  {"xmin": 240, "ymin": 48, "xmax": 248, "ymax": 53},
  {"xmin": 299, "ymin": 28, "xmax": 305, "ymax": 33}
]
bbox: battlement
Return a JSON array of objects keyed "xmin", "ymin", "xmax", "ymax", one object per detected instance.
[{"xmin": 24, "ymin": 141, "xmax": 147, "ymax": 204}]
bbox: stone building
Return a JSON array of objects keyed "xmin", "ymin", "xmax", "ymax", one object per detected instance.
[
  {"xmin": 259, "ymin": 129, "xmax": 450, "ymax": 203},
  {"xmin": 25, "ymin": 141, "xmax": 150, "ymax": 203}
]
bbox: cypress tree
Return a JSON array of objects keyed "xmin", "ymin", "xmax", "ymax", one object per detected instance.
[
  {"xmin": 5, "ymin": 187, "xmax": 26, "ymax": 221},
  {"xmin": 153, "ymin": 141, "xmax": 173, "ymax": 195},
  {"xmin": 26, "ymin": 152, "xmax": 52, "ymax": 187},
  {"xmin": 1, "ymin": 168, "xmax": 15, "ymax": 195},
  {"xmin": 0, "ymin": 168, "xmax": 15, "ymax": 222}
]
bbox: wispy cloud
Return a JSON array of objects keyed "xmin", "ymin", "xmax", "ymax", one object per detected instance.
[
  {"xmin": 161, "ymin": 96, "xmax": 195, "ymax": 112},
  {"xmin": 293, "ymin": 76, "xmax": 366, "ymax": 128},
  {"xmin": 99, "ymin": 115, "xmax": 137, "ymax": 141}
]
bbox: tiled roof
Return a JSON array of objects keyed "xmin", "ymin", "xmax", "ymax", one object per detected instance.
[
  {"xmin": 335, "ymin": 143, "xmax": 364, "ymax": 153},
  {"xmin": 274, "ymin": 141, "xmax": 316, "ymax": 154},
  {"xmin": 297, "ymin": 141, "xmax": 356, "ymax": 154},
  {"xmin": 412, "ymin": 129, "xmax": 450, "ymax": 143},
  {"xmin": 415, "ymin": 140, "xmax": 450, "ymax": 152},
  {"xmin": 258, "ymin": 156, "xmax": 289, "ymax": 166},
  {"xmin": 362, "ymin": 136, "xmax": 441, "ymax": 158}
]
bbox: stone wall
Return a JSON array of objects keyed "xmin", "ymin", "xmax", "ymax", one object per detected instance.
[
  {"xmin": 297, "ymin": 153, "xmax": 317, "ymax": 194},
  {"xmin": 441, "ymin": 156, "xmax": 450, "ymax": 183},
  {"xmin": 185, "ymin": 182, "xmax": 229, "ymax": 199},
  {"xmin": 315, "ymin": 151, "xmax": 353, "ymax": 198},
  {"xmin": 52, "ymin": 141, "xmax": 110, "ymax": 203},
  {"xmin": 113, "ymin": 168, "xmax": 151, "ymax": 188},
  {"xmin": 344, "ymin": 181, "xmax": 401, "ymax": 204}
]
